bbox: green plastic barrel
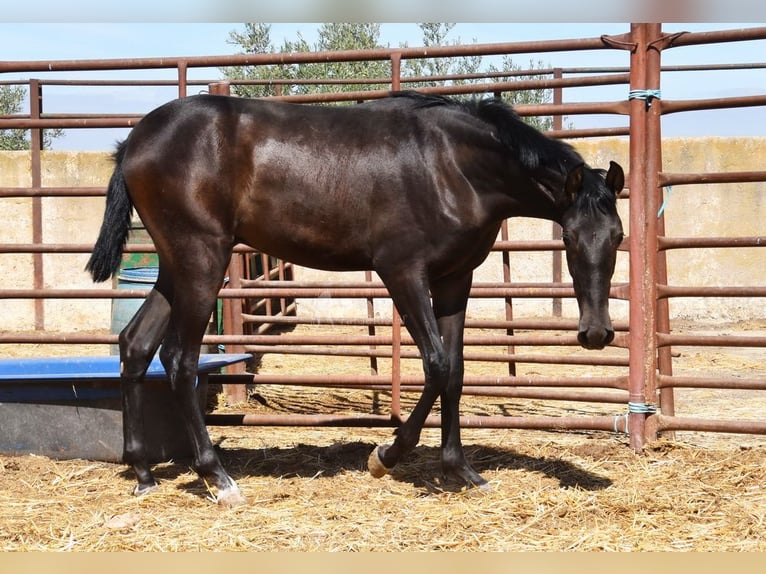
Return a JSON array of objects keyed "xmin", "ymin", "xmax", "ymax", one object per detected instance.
[{"xmin": 110, "ymin": 267, "xmax": 159, "ymax": 355}]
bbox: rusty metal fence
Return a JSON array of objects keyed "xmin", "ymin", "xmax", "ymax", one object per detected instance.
[{"xmin": 2, "ymin": 23, "xmax": 766, "ymax": 449}]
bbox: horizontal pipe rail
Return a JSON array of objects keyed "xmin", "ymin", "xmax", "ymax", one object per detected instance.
[
  {"xmin": 549, "ymin": 126, "xmax": 630, "ymax": 139},
  {"xmin": 657, "ymin": 332, "xmax": 766, "ymax": 348},
  {"xmin": 242, "ymin": 345, "xmax": 629, "ymax": 367},
  {"xmin": 657, "ymin": 375, "xmax": 766, "ymax": 391},
  {"xmin": 664, "ymin": 27, "xmax": 766, "ymax": 47},
  {"xmin": 0, "ymin": 186, "xmax": 106, "ymax": 198},
  {"xmin": 658, "ymin": 285, "xmax": 766, "ymax": 298},
  {"xmin": 0, "ymin": 35, "xmax": 626, "ymax": 75},
  {"xmin": 0, "ymin": 284, "xmax": 580, "ymax": 299},
  {"xmin": 401, "ymin": 387, "xmax": 628, "ymax": 404},
  {"xmin": 216, "ymin": 333, "xmax": 587, "ymax": 348},
  {"xmin": 5, "ymin": 63, "xmax": 759, "ymax": 92},
  {"xmin": 0, "ymin": 283, "xmax": 632, "ymax": 301},
  {"xmin": 240, "ymin": 313, "xmax": 630, "ymax": 334},
  {"xmin": 659, "ymin": 171, "xmax": 766, "ymax": 187},
  {"xmin": 0, "ymin": 116, "xmax": 143, "ymax": 129},
  {"xmin": 204, "ymin": 412, "xmax": 630, "ymax": 433},
  {"xmin": 248, "ymin": 374, "xmax": 627, "ymax": 390},
  {"xmin": 0, "ymin": 331, "xmax": 630, "ymax": 350},
  {"xmin": 651, "ymin": 414, "xmax": 766, "ymax": 436},
  {"xmin": 266, "ymin": 75, "xmax": 630, "ymax": 105},
  {"xmin": 661, "ymin": 94, "xmax": 766, "ymax": 115},
  {"xmin": 658, "ymin": 236, "xmax": 766, "ymax": 250}
]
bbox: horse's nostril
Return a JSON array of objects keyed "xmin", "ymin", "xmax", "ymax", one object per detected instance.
[{"xmin": 578, "ymin": 327, "xmax": 613, "ymax": 350}]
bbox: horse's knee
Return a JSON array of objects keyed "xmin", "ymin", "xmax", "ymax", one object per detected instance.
[
  {"xmin": 423, "ymin": 351, "xmax": 450, "ymax": 391},
  {"xmin": 119, "ymin": 329, "xmax": 156, "ymax": 379}
]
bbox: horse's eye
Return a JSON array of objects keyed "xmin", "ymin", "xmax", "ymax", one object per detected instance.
[
  {"xmin": 561, "ymin": 231, "xmax": 572, "ymax": 246},
  {"xmin": 614, "ymin": 232, "xmax": 625, "ymax": 245}
]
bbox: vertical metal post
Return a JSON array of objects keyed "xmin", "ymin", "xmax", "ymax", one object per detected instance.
[
  {"xmin": 628, "ymin": 24, "xmax": 661, "ymax": 451},
  {"xmin": 365, "ymin": 270, "xmax": 381, "ymax": 412},
  {"xmin": 365, "ymin": 270, "xmax": 379, "ymax": 376},
  {"xmin": 645, "ymin": 24, "xmax": 675, "ymax": 438},
  {"xmin": 177, "ymin": 61, "xmax": 188, "ymax": 98},
  {"xmin": 29, "ymin": 79, "xmax": 44, "ymax": 330},
  {"xmin": 261, "ymin": 252, "xmax": 273, "ymax": 317},
  {"xmin": 278, "ymin": 259, "xmax": 289, "ymax": 315},
  {"xmin": 391, "ymin": 305, "xmax": 402, "ymax": 422},
  {"xmin": 500, "ymin": 220, "xmax": 516, "ymax": 375},
  {"xmin": 208, "ymin": 81, "xmax": 230, "ymax": 96},
  {"xmin": 390, "ymin": 53, "xmax": 401, "ymax": 91},
  {"xmin": 627, "ymin": 24, "xmax": 658, "ymax": 451},
  {"xmin": 551, "ymin": 68, "xmax": 564, "ymax": 318}
]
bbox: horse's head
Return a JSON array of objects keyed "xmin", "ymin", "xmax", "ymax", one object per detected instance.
[{"xmin": 560, "ymin": 161, "xmax": 625, "ymax": 350}]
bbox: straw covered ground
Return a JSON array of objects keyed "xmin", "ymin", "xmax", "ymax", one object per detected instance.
[
  {"xmin": 1, "ymin": 427, "xmax": 764, "ymax": 551},
  {"xmin": 1, "ymin": 322, "xmax": 765, "ymax": 551}
]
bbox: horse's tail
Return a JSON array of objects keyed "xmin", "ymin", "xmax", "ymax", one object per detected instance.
[{"xmin": 85, "ymin": 140, "xmax": 134, "ymax": 283}]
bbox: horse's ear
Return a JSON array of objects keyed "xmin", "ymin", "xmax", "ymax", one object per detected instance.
[
  {"xmin": 564, "ymin": 163, "xmax": 584, "ymax": 203},
  {"xmin": 605, "ymin": 161, "xmax": 625, "ymax": 195}
]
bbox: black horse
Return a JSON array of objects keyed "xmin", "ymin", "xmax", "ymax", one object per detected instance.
[{"xmin": 86, "ymin": 91, "xmax": 624, "ymax": 507}]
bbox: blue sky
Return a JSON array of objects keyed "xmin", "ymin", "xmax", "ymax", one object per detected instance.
[{"xmin": 1, "ymin": 22, "xmax": 765, "ymax": 150}]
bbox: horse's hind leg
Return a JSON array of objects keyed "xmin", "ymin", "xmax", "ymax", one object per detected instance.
[
  {"xmin": 119, "ymin": 285, "xmax": 172, "ymax": 495},
  {"xmin": 159, "ymin": 242, "xmax": 246, "ymax": 507}
]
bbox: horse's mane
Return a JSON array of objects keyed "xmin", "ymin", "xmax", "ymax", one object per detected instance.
[{"xmin": 391, "ymin": 91, "xmax": 583, "ymax": 174}]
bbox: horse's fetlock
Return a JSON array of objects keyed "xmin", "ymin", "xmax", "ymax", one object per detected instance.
[{"xmin": 193, "ymin": 449, "xmax": 221, "ymax": 476}]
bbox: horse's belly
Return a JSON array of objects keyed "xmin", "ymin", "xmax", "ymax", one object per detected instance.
[{"xmin": 235, "ymin": 226, "xmax": 373, "ymax": 272}]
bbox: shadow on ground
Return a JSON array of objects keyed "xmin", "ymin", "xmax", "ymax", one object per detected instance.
[{"xmin": 121, "ymin": 440, "xmax": 613, "ymax": 499}]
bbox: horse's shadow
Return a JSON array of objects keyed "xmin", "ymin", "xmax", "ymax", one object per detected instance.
[{"xmin": 122, "ymin": 440, "xmax": 612, "ymax": 497}]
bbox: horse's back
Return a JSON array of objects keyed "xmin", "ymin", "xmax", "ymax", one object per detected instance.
[
  {"xmin": 119, "ymin": 95, "xmax": 432, "ymax": 270},
  {"xmin": 118, "ymin": 94, "xmax": 506, "ymax": 274}
]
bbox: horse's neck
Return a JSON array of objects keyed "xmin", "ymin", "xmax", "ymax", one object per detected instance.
[{"xmin": 509, "ymin": 166, "xmax": 569, "ymax": 223}]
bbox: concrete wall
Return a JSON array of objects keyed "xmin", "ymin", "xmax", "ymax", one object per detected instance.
[
  {"xmin": 1, "ymin": 137, "xmax": 764, "ymax": 334},
  {"xmin": 1, "ymin": 152, "xmax": 114, "ymax": 332}
]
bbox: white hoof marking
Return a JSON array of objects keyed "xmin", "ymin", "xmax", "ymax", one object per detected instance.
[
  {"xmin": 132, "ymin": 483, "xmax": 158, "ymax": 497},
  {"xmin": 367, "ymin": 446, "xmax": 391, "ymax": 478},
  {"xmin": 217, "ymin": 485, "xmax": 247, "ymax": 508}
]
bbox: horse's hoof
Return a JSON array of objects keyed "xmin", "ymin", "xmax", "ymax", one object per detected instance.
[
  {"xmin": 217, "ymin": 486, "xmax": 247, "ymax": 508},
  {"xmin": 132, "ymin": 482, "xmax": 158, "ymax": 497},
  {"xmin": 443, "ymin": 464, "xmax": 491, "ymax": 493},
  {"xmin": 474, "ymin": 480, "xmax": 492, "ymax": 494},
  {"xmin": 368, "ymin": 446, "xmax": 392, "ymax": 478}
]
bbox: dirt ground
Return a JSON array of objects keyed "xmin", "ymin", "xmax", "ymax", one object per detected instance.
[{"xmin": 1, "ymin": 320, "xmax": 765, "ymax": 551}]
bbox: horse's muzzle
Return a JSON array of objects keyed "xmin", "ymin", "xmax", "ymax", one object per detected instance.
[{"xmin": 577, "ymin": 327, "xmax": 615, "ymax": 350}]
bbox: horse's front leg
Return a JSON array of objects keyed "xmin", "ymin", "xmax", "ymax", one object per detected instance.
[
  {"xmin": 367, "ymin": 270, "xmax": 448, "ymax": 478},
  {"xmin": 433, "ymin": 273, "xmax": 490, "ymax": 490},
  {"xmin": 368, "ymin": 271, "xmax": 488, "ymax": 489}
]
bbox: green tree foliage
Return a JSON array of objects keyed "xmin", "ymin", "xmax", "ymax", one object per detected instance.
[
  {"xmin": 402, "ymin": 24, "xmax": 554, "ymax": 131},
  {"xmin": 402, "ymin": 23, "xmax": 483, "ymax": 87},
  {"xmin": 222, "ymin": 23, "xmax": 557, "ymax": 129},
  {"xmin": 0, "ymin": 85, "xmax": 31, "ymax": 150},
  {"xmin": 0, "ymin": 85, "xmax": 63, "ymax": 150},
  {"xmin": 224, "ymin": 23, "xmax": 390, "ymax": 98}
]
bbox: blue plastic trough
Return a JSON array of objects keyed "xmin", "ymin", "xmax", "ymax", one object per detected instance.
[{"xmin": 0, "ymin": 353, "xmax": 251, "ymax": 463}]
